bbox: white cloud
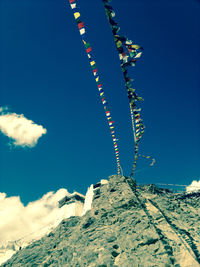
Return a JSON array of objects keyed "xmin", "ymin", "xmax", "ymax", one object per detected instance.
[
  {"xmin": 0, "ymin": 189, "xmax": 77, "ymax": 264},
  {"xmin": 186, "ymin": 180, "xmax": 200, "ymax": 193},
  {"xmin": 0, "ymin": 189, "xmax": 70, "ymax": 245},
  {"xmin": 0, "ymin": 110, "xmax": 47, "ymax": 147}
]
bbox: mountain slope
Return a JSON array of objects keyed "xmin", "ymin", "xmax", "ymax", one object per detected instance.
[{"xmin": 2, "ymin": 175, "xmax": 200, "ymax": 266}]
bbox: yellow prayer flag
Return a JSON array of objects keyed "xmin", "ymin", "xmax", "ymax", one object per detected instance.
[
  {"xmin": 90, "ymin": 61, "xmax": 95, "ymax": 66},
  {"xmin": 131, "ymin": 45, "xmax": 140, "ymax": 49},
  {"xmin": 74, "ymin": 12, "xmax": 80, "ymax": 19},
  {"xmin": 135, "ymin": 52, "xmax": 142, "ymax": 58}
]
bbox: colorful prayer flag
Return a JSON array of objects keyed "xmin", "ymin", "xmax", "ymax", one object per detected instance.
[
  {"xmin": 79, "ymin": 28, "xmax": 85, "ymax": 35},
  {"xmin": 74, "ymin": 12, "xmax": 80, "ymax": 19}
]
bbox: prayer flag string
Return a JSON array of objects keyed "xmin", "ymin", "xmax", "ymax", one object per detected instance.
[
  {"xmin": 102, "ymin": 0, "xmax": 155, "ymax": 175},
  {"xmin": 68, "ymin": 0, "xmax": 121, "ymax": 174}
]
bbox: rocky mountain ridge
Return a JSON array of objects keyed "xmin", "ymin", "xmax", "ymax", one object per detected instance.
[{"xmin": 2, "ymin": 175, "xmax": 200, "ymax": 266}]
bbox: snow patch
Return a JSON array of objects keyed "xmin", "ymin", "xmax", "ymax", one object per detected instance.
[{"xmin": 83, "ymin": 184, "xmax": 94, "ymax": 215}]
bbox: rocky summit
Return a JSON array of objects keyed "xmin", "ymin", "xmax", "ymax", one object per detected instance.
[{"xmin": 2, "ymin": 175, "xmax": 200, "ymax": 266}]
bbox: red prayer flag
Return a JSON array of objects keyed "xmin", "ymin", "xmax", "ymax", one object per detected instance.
[
  {"xmin": 78, "ymin": 22, "xmax": 84, "ymax": 29},
  {"xmin": 86, "ymin": 47, "xmax": 92, "ymax": 53}
]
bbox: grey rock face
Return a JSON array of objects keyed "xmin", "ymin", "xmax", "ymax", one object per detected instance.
[{"xmin": 2, "ymin": 175, "xmax": 200, "ymax": 267}]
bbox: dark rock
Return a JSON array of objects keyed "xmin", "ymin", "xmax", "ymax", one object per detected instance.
[
  {"xmin": 113, "ymin": 244, "xmax": 119, "ymax": 249},
  {"xmin": 111, "ymin": 251, "xmax": 119, "ymax": 257}
]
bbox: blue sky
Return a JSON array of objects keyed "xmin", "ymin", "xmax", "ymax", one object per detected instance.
[{"xmin": 0, "ymin": 0, "xmax": 199, "ymax": 204}]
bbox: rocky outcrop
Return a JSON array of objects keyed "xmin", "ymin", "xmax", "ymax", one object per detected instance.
[{"xmin": 2, "ymin": 175, "xmax": 200, "ymax": 266}]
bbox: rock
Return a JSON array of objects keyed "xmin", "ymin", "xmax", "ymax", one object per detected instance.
[{"xmin": 2, "ymin": 175, "xmax": 200, "ymax": 267}]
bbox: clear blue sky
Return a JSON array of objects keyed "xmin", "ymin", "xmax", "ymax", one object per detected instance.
[{"xmin": 0, "ymin": 0, "xmax": 199, "ymax": 204}]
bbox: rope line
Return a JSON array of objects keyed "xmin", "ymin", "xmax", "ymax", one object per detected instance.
[
  {"xmin": 101, "ymin": 0, "xmax": 154, "ymax": 176},
  {"xmin": 68, "ymin": 0, "xmax": 121, "ymax": 174}
]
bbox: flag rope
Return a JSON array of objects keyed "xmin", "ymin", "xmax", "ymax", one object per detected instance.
[
  {"xmin": 68, "ymin": 0, "xmax": 121, "ymax": 174},
  {"xmin": 101, "ymin": 0, "xmax": 155, "ymax": 176}
]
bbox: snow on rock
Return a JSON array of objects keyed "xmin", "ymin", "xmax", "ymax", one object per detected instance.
[
  {"xmin": 83, "ymin": 179, "xmax": 108, "ymax": 215},
  {"xmin": 100, "ymin": 179, "xmax": 108, "ymax": 185},
  {"xmin": 83, "ymin": 184, "xmax": 94, "ymax": 215}
]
